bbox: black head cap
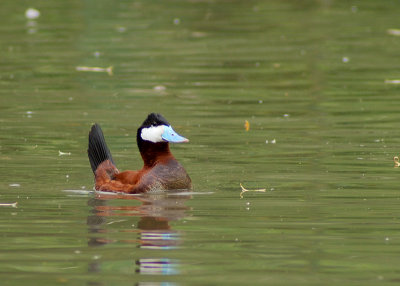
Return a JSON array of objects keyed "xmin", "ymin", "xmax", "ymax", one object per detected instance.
[
  {"xmin": 141, "ymin": 113, "xmax": 170, "ymax": 128},
  {"xmin": 137, "ymin": 113, "xmax": 169, "ymax": 152}
]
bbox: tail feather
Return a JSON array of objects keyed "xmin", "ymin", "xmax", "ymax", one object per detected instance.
[{"xmin": 88, "ymin": 124, "xmax": 115, "ymax": 173}]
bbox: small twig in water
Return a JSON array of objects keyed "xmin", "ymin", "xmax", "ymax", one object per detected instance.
[
  {"xmin": 385, "ymin": 79, "xmax": 400, "ymax": 84},
  {"xmin": 0, "ymin": 202, "xmax": 18, "ymax": 208},
  {"xmin": 240, "ymin": 183, "xmax": 266, "ymax": 199},
  {"xmin": 76, "ymin": 66, "xmax": 113, "ymax": 76},
  {"xmin": 59, "ymin": 150, "xmax": 71, "ymax": 156}
]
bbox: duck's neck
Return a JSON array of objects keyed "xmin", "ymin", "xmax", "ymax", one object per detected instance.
[{"xmin": 139, "ymin": 141, "xmax": 173, "ymax": 167}]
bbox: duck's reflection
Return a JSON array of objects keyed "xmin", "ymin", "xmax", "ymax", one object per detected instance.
[{"xmin": 87, "ymin": 192, "xmax": 191, "ymax": 279}]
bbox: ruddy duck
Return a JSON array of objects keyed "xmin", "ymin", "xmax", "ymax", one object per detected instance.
[{"xmin": 88, "ymin": 113, "xmax": 191, "ymax": 193}]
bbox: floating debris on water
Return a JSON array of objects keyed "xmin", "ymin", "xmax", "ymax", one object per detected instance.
[
  {"xmin": 9, "ymin": 183, "xmax": 20, "ymax": 187},
  {"xmin": 153, "ymin": 85, "xmax": 166, "ymax": 91},
  {"xmin": 0, "ymin": 202, "xmax": 18, "ymax": 208},
  {"xmin": 93, "ymin": 51, "xmax": 102, "ymax": 58},
  {"xmin": 385, "ymin": 79, "xmax": 400, "ymax": 84},
  {"xmin": 239, "ymin": 183, "xmax": 266, "ymax": 199},
  {"xmin": 351, "ymin": 6, "xmax": 358, "ymax": 13},
  {"xmin": 25, "ymin": 8, "xmax": 40, "ymax": 20},
  {"xmin": 244, "ymin": 120, "xmax": 250, "ymax": 131},
  {"xmin": 394, "ymin": 156, "xmax": 400, "ymax": 168},
  {"xmin": 76, "ymin": 66, "xmax": 113, "ymax": 76},
  {"xmin": 59, "ymin": 150, "xmax": 71, "ymax": 156},
  {"xmin": 387, "ymin": 29, "xmax": 400, "ymax": 36},
  {"xmin": 116, "ymin": 26, "xmax": 126, "ymax": 33},
  {"xmin": 191, "ymin": 31, "xmax": 207, "ymax": 38}
]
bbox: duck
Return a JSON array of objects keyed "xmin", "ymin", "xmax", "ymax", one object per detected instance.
[{"xmin": 88, "ymin": 113, "xmax": 192, "ymax": 193}]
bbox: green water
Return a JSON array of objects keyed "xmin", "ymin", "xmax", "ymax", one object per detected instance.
[{"xmin": 1, "ymin": 0, "xmax": 400, "ymax": 285}]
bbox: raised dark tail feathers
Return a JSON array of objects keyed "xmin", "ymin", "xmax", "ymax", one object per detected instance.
[{"xmin": 88, "ymin": 124, "xmax": 115, "ymax": 173}]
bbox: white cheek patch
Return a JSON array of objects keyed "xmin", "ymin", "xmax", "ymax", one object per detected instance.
[{"xmin": 141, "ymin": 125, "xmax": 165, "ymax": 143}]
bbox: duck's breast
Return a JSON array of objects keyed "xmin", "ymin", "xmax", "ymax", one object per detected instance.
[{"xmin": 141, "ymin": 159, "xmax": 191, "ymax": 191}]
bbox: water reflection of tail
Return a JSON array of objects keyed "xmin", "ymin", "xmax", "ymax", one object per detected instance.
[{"xmin": 86, "ymin": 192, "xmax": 191, "ymax": 282}]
